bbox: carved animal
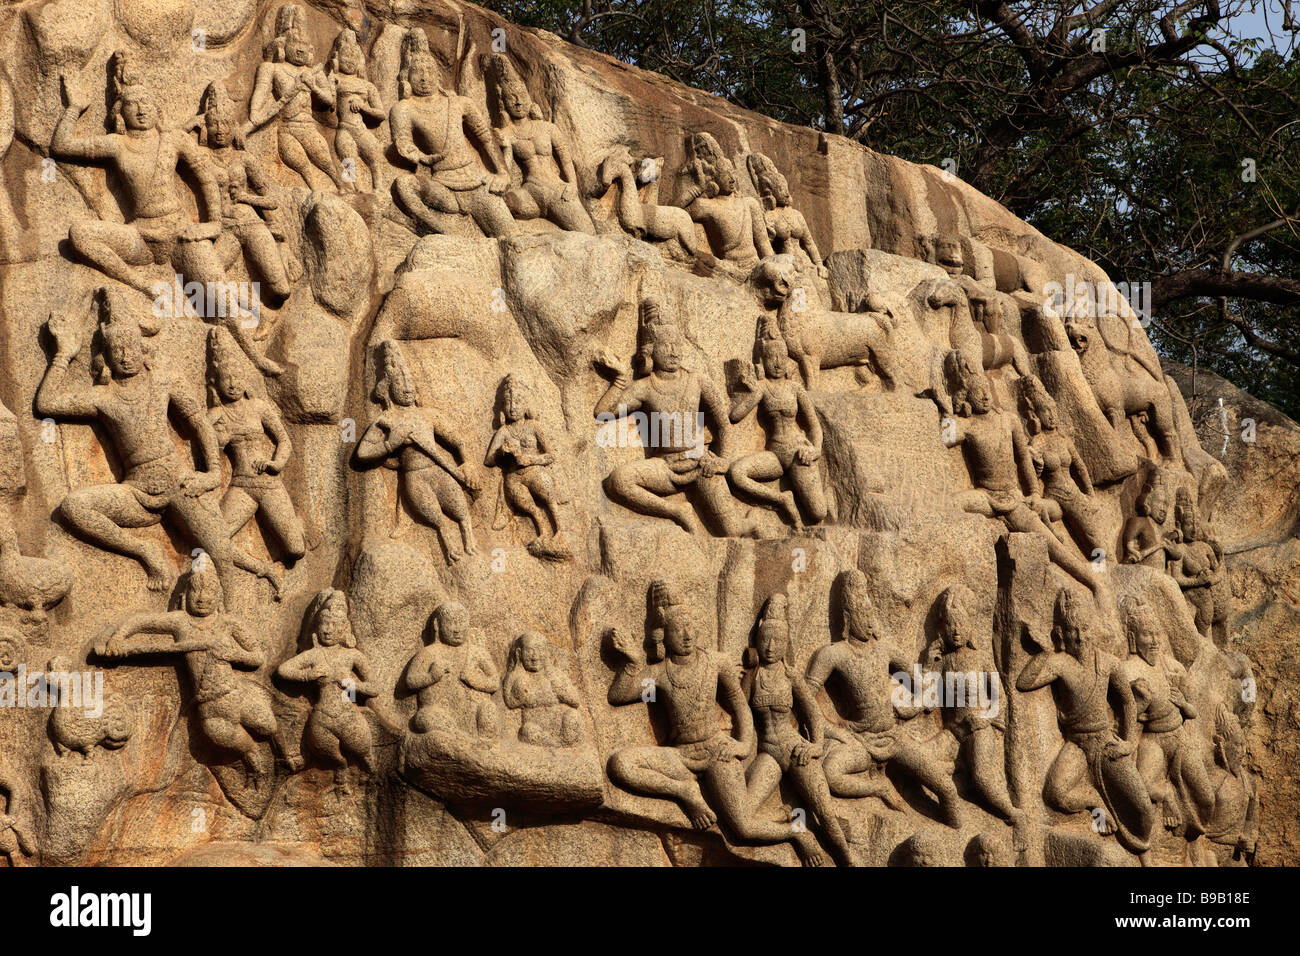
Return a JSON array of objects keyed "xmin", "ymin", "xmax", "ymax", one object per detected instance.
[
  {"xmin": 47, "ymin": 658, "xmax": 134, "ymax": 758},
  {"xmin": 0, "ymin": 528, "xmax": 72, "ymax": 627}
]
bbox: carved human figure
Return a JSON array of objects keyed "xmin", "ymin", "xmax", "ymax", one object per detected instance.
[
  {"xmin": 404, "ymin": 601, "xmax": 499, "ymax": 739},
  {"xmin": 805, "ymin": 570, "xmax": 962, "ymax": 827},
  {"xmin": 605, "ymin": 588, "xmax": 828, "ymax": 864},
  {"xmin": 503, "ymin": 631, "xmax": 583, "ymax": 747},
  {"xmin": 594, "ymin": 148, "xmax": 697, "ymax": 253},
  {"xmin": 356, "ymin": 340, "xmax": 481, "ymax": 560},
  {"xmin": 677, "ymin": 132, "xmax": 773, "ymax": 273},
  {"xmin": 326, "ymin": 28, "xmax": 387, "ymax": 192},
  {"xmin": 94, "ymin": 568, "xmax": 279, "ymax": 775},
  {"xmin": 207, "ymin": 328, "xmax": 309, "ymax": 595},
  {"xmin": 1016, "ymin": 589, "xmax": 1156, "ymax": 855},
  {"xmin": 742, "ymin": 594, "xmax": 854, "ymax": 865},
  {"xmin": 0, "ymin": 762, "xmax": 34, "ymax": 865},
  {"xmin": 1122, "ymin": 471, "xmax": 1172, "ymax": 570},
  {"xmin": 1019, "ymin": 375, "xmax": 1105, "ymax": 557},
  {"xmin": 944, "ymin": 351, "xmax": 1102, "ymax": 597},
  {"xmin": 930, "ymin": 585, "xmax": 1023, "ymax": 837},
  {"xmin": 1197, "ymin": 707, "xmax": 1258, "ymax": 865},
  {"xmin": 50, "ymin": 57, "xmax": 280, "ymax": 376},
  {"xmin": 593, "ymin": 312, "xmax": 756, "ymax": 537},
  {"xmin": 1166, "ymin": 486, "xmax": 1229, "ymax": 643},
  {"xmin": 35, "ymin": 291, "xmax": 235, "ymax": 595},
  {"xmin": 389, "ymin": 31, "xmax": 515, "ymax": 237},
  {"xmin": 246, "ymin": 4, "xmax": 345, "ymax": 191},
  {"xmin": 192, "ymin": 82, "xmax": 292, "ymax": 301},
  {"xmin": 485, "ymin": 54, "xmax": 593, "ymax": 233},
  {"xmin": 745, "ymin": 152, "xmax": 826, "ymax": 277},
  {"xmin": 484, "ymin": 374, "xmax": 569, "ymax": 560},
  {"xmin": 727, "ymin": 332, "xmax": 827, "ymax": 531},
  {"xmin": 924, "ymin": 234, "xmax": 1030, "ymax": 377},
  {"xmin": 276, "ymin": 589, "xmax": 377, "ymax": 792}
]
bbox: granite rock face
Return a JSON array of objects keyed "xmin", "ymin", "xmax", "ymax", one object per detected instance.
[{"xmin": 0, "ymin": 0, "xmax": 1282, "ymax": 866}]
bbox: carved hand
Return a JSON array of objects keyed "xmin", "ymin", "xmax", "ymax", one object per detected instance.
[
  {"xmin": 59, "ymin": 74, "xmax": 90, "ymax": 112},
  {"xmin": 46, "ymin": 311, "xmax": 83, "ymax": 362},
  {"xmin": 605, "ymin": 627, "xmax": 641, "ymax": 664},
  {"xmin": 795, "ymin": 444, "xmax": 820, "ymax": 466},
  {"xmin": 591, "ymin": 348, "xmax": 628, "ymax": 383}
]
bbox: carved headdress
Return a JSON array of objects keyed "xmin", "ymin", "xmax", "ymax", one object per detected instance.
[{"xmin": 745, "ymin": 152, "xmax": 790, "ymax": 211}]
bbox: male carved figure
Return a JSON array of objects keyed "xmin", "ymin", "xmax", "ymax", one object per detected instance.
[
  {"xmin": 605, "ymin": 586, "xmax": 827, "ymax": 864},
  {"xmin": 1016, "ymin": 589, "xmax": 1156, "ymax": 855},
  {"xmin": 36, "ymin": 290, "xmax": 234, "ymax": 595},
  {"xmin": 593, "ymin": 311, "xmax": 755, "ymax": 537},
  {"xmin": 805, "ymin": 569, "xmax": 962, "ymax": 828},
  {"xmin": 404, "ymin": 601, "xmax": 500, "ymax": 740},
  {"xmin": 678, "ymin": 132, "xmax": 773, "ymax": 275},
  {"xmin": 388, "ymin": 32, "xmax": 515, "ymax": 237},
  {"xmin": 944, "ymin": 351, "xmax": 1102, "ymax": 597}
]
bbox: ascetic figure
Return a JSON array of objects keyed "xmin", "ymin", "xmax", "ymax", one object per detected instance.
[
  {"xmin": 1016, "ymin": 589, "xmax": 1156, "ymax": 855},
  {"xmin": 1122, "ymin": 470, "xmax": 1172, "ymax": 570},
  {"xmin": 404, "ymin": 601, "xmax": 499, "ymax": 740},
  {"xmin": 727, "ymin": 331, "xmax": 827, "ymax": 531},
  {"xmin": 36, "ymin": 291, "xmax": 235, "ymax": 595},
  {"xmin": 356, "ymin": 340, "xmax": 481, "ymax": 560},
  {"xmin": 207, "ymin": 328, "xmax": 310, "ymax": 596},
  {"xmin": 503, "ymin": 631, "xmax": 584, "ymax": 747},
  {"xmin": 677, "ymin": 132, "xmax": 773, "ymax": 275},
  {"xmin": 605, "ymin": 584, "xmax": 828, "ymax": 864},
  {"xmin": 485, "ymin": 53, "xmax": 593, "ymax": 233},
  {"xmin": 742, "ymin": 594, "xmax": 855, "ymax": 865},
  {"xmin": 245, "ymin": 4, "xmax": 345, "ymax": 191},
  {"xmin": 389, "ymin": 32, "xmax": 515, "ymax": 237},
  {"xmin": 277, "ymin": 589, "xmax": 378, "ymax": 793},
  {"xmin": 805, "ymin": 569, "xmax": 962, "ymax": 827},
  {"xmin": 95, "ymin": 568, "xmax": 278, "ymax": 775}
]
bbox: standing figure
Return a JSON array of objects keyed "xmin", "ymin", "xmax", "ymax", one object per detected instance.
[
  {"xmin": 404, "ymin": 601, "xmax": 499, "ymax": 739},
  {"xmin": 592, "ymin": 310, "xmax": 755, "ymax": 537},
  {"xmin": 678, "ymin": 132, "xmax": 773, "ymax": 275},
  {"xmin": 484, "ymin": 374, "xmax": 569, "ymax": 560},
  {"xmin": 806, "ymin": 569, "xmax": 962, "ymax": 827},
  {"xmin": 484, "ymin": 53, "xmax": 593, "ymax": 233},
  {"xmin": 193, "ymin": 82, "xmax": 292, "ymax": 301},
  {"xmin": 1019, "ymin": 375, "xmax": 1105, "ymax": 557},
  {"xmin": 35, "ymin": 291, "xmax": 234, "ymax": 595},
  {"xmin": 503, "ymin": 631, "xmax": 584, "ymax": 747},
  {"xmin": 742, "ymin": 594, "xmax": 855, "ymax": 865},
  {"xmin": 325, "ymin": 28, "xmax": 387, "ymax": 192},
  {"xmin": 277, "ymin": 589, "xmax": 378, "ymax": 793},
  {"xmin": 388, "ymin": 31, "xmax": 515, "ymax": 237},
  {"xmin": 207, "ymin": 328, "xmax": 310, "ymax": 596},
  {"xmin": 727, "ymin": 332, "xmax": 827, "ymax": 531},
  {"xmin": 930, "ymin": 585, "xmax": 1024, "ymax": 840},
  {"xmin": 1166, "ymin": 487, "xmax": 1229, "ymax": 643},
  {"xmin": 945, "ymin": 351, "xmax": 1102, "ymax": 597},
  {"xmin": 605, "ymin": 585, "xmax": 828, "ymax": 864},
  {"xmin": 94, "ymin": 568, "xmax": 279, "ymax": 775},
  {"xmin": 50, "ymin": 57, "xmax": 280, "ymax": 376},
  {"xmin": 246, "ymin": 4, "xmax": 345, "ymax": 191},
  {"xmin": 1016, "ymin": 589, "xmax": 1156, "ymax": 856},
  {"xmin": 356, "ymin": 340, "xmax": 480, "ymax": 560},
  {"xmin": 745, "ymin": 152, "xmax": 826, "ymax": 277}
]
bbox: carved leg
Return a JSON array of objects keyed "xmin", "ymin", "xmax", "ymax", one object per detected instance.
[
  {"xmin": 702, "ymin": 757, "xmax": 825, "ymax": 866},
  {"xmin": 58, "ymin": 484, "xmax": 171, "ymax": 591},
  {"xmin": 66, "ymin": 221, "xmax": 155, "ymax": 296},
  {"xmin": 607, "ymin": 746, "xmax": 715, "ymax": 829}
]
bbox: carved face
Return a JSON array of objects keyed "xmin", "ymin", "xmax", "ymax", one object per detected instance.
[
  {"xmin": 651, "ymin": 327, "xmax": 683, "ymax": 374},
  {"xmin": 120, "ymin": 90, "xmax": 160, "ymax": 131},
  {"xmin": 966, "ymin": 369, "xmax": 993, "ymax": 414},
  {"xmin": 713, "ymin": 161, "xmax": 737, "ymax": 195},
  {"xmin": 102, "ymin": 323, "xmax": 145, "ymax": 378},
  {"xmin": 845, "ymin": 588, "xmax": 881, "ymax": 643},
  {"xmin": 437, "ymin": 605, "xmax": 468, "ymax": 646},
  {"xmin": 384, "ymin": 351, "xmax": 416, "ymax": 407},
  {"xmin": 211, "ymin": 357, "xmax": 246, "ymax": 403},
  {"xmin": 760, "ymin": 339, "xmax": 788, "ymax": 379},
  {"xmin": 502, "ymin": 379, "xmax": 524, "ymax": 422},
  {"xmin": 661, "ymin": 606, "xmax": 695, "ymax": 658},
  {"xmin": 1175, "ymin": 498, "xmax": 1197, "ymax": 540},
  {"xmin": 940, "ymin": 593, "xmax": 972, "ymax": 651},
  {"xmin": 316, "ymin": 597, "xmax": 350, "ymax": 646},
  {"xmin": 206, "ymin": 109, "xmax": 234, "ymax": 148},
  {"xmin": 285, "ymin": 27, "xmax": 314, "ymax": 67},
  {"xmin": 1058, "ymin": 618, "xmax": 1086, "ymax": 661},
  {"xmin": 755, "ymin": 616, "xmax": 787, "ymax": 666},
  {"xmin": 1217, "ymin": 730, "xmax": 1244, "ymax": 775},
  {"xmin": 1146, "ymin": 490, "xmax": 1169, "ymax": 524},
  {"xmin": 502, "ymin": 81, "xmax": 530, "ymax": 120},
  {"xmin": 518, "ymin": 634, "xmax": 546, "ymax": 672},
  {"xmin": 1133, "ymin": 617, "xmax": 1161, "ymax": 666},
  {"xmin": 337, "ymin": 43, "xmax": 362, "ymax": 76},
  {"xmin": 187, "ymin": 572, "xmax": 221, "ymax": 617},
  {"xmin": 408, "ymin": 58, "xmax": 439, "ymax": 97}
]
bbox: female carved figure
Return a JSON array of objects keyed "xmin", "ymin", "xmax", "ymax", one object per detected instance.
[
  {"xmin": 193, "ymin": 82, "xmax": 292, "ymax": 301},
  {"xmin": 503, "ymin": 631, "xmax": 584, "ymax": 747},
  {"xmin": 404, "ymin": 601, "xmax": 499, "ymax": 739},
  {"xmin": 326, "ymin": 28, "xmax": 387, "ymax": 192},
  {"xmin": 1166, "ymin": 486, "xmax": 1229, "ymax": 643},
  {"xmin": 1019, "ymin": 375, "xmax": 1105, "ymax": 556},
  {"xmin": 727, "ymin": 332, "xmax": 827, "ymax": 531},
  {"xmin": 277, "ymin": 589, "xmax": 378, "ymax": 792},
  {"xmin": 356, "ymin": 340, "xmax": 481, "ymax": 561},
  {"xmin": 745, "ymin": 152, "xmax": 826, "ymax": 277},
  {"xmin": 484, "ymin": 374, "xmax": 569, "ymax": 560},
  {"xmin": 485, "ymin": 54, "xmax": 593, "ymax": 233},
  {"xmin": 207, "ymin": 328, "xmax": 310, "ymax": 596},
  {"xmin": 246, "ymin": 4, "xmax": 344, "ymax": 191},
  {"xmin": 95, "ymin": 568, "xmax": 279, "ymax": 776},
  {"xmin": 742, "ymin": 594, "xmax": 854, "ymax": 865}
]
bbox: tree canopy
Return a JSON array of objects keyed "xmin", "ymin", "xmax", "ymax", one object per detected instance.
[{"xmin": 485, "ymin": 0, "xmax": 1300, "ymax": 418}]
